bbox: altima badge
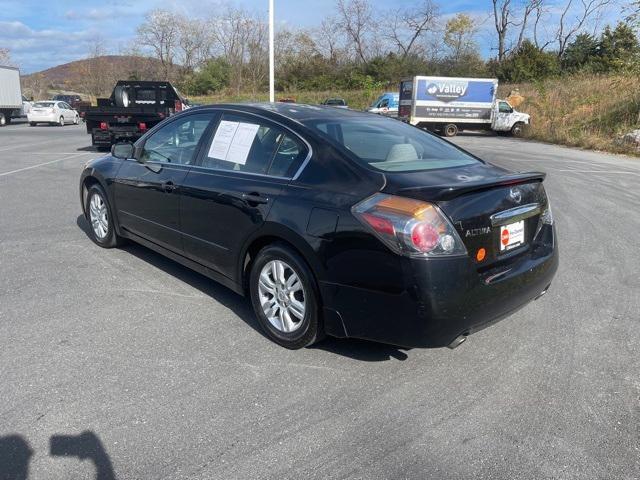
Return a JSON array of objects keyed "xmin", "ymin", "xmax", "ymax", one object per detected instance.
[{"xmin": 510, "ymin": 187, "xmax": 522, "ymax": 204}]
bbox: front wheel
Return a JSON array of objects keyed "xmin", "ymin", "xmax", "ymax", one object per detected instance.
[
  {"xmin": 249, "ymin": 244, "xmax": 323, "ymax": 349},
  {"xmin": 85, "ymin": 184, "xmax": 124, "ymax": 248},
  {"xmin": 511, "ymin": 122, "xmax": 525, "ymax": 137},
  {"xmin": 0, "ymin": 112, "xmax": 6, "ymax": 126},
  {"xmin": 73, "ymin": 115, "xmax": 79, "ymax": 125},
  {"xmin": 29, "ymin": 122, "xmax": 37, "ymax": 127},
  {"xmin": 59, "ymin": 116, "xmax": 65, "ymax": 127}
]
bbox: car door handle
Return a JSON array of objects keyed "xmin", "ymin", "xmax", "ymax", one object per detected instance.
[
  {"xmin": 241, "ymin": 192, "xmax": 269, "ymax": 205},
  {"xmin": 162, "ymin": 181, "xmax": 177, "ymax": 193}
]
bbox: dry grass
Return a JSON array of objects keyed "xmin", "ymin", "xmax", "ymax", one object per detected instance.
[{"xmin": 500, "ymin": 74, "xmax": 640, "ymax": 156}]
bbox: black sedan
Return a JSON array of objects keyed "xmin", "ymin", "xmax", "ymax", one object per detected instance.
[{"xmin": 79, "ymin": 103, "xmax": 558, "ymax": 349}]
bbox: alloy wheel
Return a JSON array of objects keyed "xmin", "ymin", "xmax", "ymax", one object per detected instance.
[
  {"xmin": 89, "ymin": 193, "xmax": 109, "ymax": 240},
  {"xmin": 258, "ymin": 260, "xmax": 306, "ymax": 333}
]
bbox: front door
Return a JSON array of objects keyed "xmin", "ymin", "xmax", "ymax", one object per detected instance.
[
  {"xmin": 180, "ymin": 112, "xmax": 310, "ymax": 280},
  {"xmin": 492, "ymin": 101, "xmax": 514, "ymax": 131},
  {"xmin": 114, "ymin": 112, "xmax": 215, "ymax": 252}
]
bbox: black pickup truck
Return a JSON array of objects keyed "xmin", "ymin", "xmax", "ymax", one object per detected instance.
[{"xmin": 81, "ymin": 81, "xmax": 189, "ymax": 149}]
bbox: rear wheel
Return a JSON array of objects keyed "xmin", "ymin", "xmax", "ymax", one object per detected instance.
[
  {"xmin": 73, "ymin": 114, "xmax": 79, "ymax": 125},
  {"xmin": 85, "ymin": 184, "xmax": 124, "ymax": 248},
  {"xmin": 249, "ymin": 244, "xmax": 323, "ymax": 349},
  {"xmin": 29, "ymin": 122, "xmax": 37, "ymax": 127},
  {"xmin": 59, "ymin": 116, "xmax": 65, "ymax": 127},
  {"xmin": 0, "ymin": 112, "xmax": 6, "ymax": 126},
  {"xmin": 443, "ymin": 123, "xmax": 458, "ymax": 137}
]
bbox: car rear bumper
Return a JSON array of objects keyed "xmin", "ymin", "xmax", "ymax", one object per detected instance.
[
  {"xmin": 320, "ymin": 225, "xmax": 558, "ymax": 348},
  {"xmin": 27, "ymin": 114, "xmax": 57, "ymax": 123}
]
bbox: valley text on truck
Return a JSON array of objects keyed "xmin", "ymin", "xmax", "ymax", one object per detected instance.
[{"xmin": 398, "ymin": 76, "xmax": 530, "ymax": 137}]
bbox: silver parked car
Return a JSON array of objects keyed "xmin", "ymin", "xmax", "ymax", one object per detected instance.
[{"xmin": 28, "ymin": 101, "xmax": 79, "ymax": 126}]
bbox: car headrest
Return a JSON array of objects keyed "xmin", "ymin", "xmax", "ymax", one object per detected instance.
[{"xmin": 386, "ymin": 143, "xmax": 418, "ymax": 162}]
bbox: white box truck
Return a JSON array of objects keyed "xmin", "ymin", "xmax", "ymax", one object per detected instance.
[
  {"xmin": 0, "ymin": 65, "xmax": 23, "ymax": 126},
  {"xmin": 398, "ymin": 76, "xmax": 530, "ymax": 137}
]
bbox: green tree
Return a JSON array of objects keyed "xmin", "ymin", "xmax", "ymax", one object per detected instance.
[
  {"xmin": 444, "ymin": 13, "xmax": 478, "ymax": 63},
  {"xmin": 496, "ymin": 40, "xmax": 560, "ymax": 82},
  {"xmin": 562, "ymin": 33, "xmax": 599, "ymax": 71},
  {"xmin": 183, "ymin": 58, "xmax": 231, "ymax": 95},
  {"xmin": 595, "ymin": 22, "xmax": 640, "ymax": 72}
]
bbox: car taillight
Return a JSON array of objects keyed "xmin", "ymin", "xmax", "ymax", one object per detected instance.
[
  {"xmin": 139, "ymin": 122, "xmax": 147, "ymax": 132},
  {"xmin": 100, "ymin": 122, "xmax": 108, "ymax": 130},
  {"xmin": 352, "ymin": 193, "xmax": 467, "ymax": 257}
]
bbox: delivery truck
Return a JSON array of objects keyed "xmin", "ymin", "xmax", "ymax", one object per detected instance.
[
  {"xmin": 0, "ymin": 65, "xmax": 23, "ymax": 126},
  {"xmin": 398, "ymin": 76, "xmax": 530, "ymax": 137}
]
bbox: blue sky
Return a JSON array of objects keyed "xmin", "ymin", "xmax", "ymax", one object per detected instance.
[{"xmin": 0, "ymin": 0, "xmax": 626, "ymax": 73}]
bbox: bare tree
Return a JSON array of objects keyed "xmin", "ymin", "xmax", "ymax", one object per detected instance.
[
  {"xmin": 313, "ymin": 17, "xmax": 344, "ymax": 63},
  {"xmin": 555, "ymin": 0, "xmax": 613, "ymax": 57},
  {"xmin": 515, "ymin": 0, "xmax": 544, "ymax": 51},
  {"xmin": 492, "ymin": 0, "xmax": 514, "ymax": 62},
  {"xmin": 336, "ymin": 0, "xmax": 375, "ymax": 63},
  {"xmin": 176, "ymin": 18, "xmax": 209, "ymax": 72},
  {"xmin": 386, "ymin": 0, "xmax": 439, "ymax": 58},
  {"xmin": 137, "ymin": 9, "xmax": 179, "ymax": 80},
  {"xmin": 492, "ymin": 0, "xmax": 546, "ymax": 61}
]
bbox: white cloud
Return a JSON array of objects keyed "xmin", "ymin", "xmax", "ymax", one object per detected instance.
[{"xmin": 0, "ymin": 21, "xmax": 103, "ymax": 73}]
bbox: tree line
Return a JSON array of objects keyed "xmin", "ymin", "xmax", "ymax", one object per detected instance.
[{"xmin": 7, "ymin": 0, "xmax": 640, "ymax": 99}]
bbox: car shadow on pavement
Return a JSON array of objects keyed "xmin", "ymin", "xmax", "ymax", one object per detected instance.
[
  {"xmin": 0, "ymin": 431, "xmax": 116, "ymax": 480},
  {"xmin": 76, "ymin": 215, "xmax": 412, "ymax": 362}
]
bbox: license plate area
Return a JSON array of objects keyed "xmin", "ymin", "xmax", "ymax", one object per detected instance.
[{"xmin": 499, "ymin": 220, "xmax": 525, "ymax": 252}]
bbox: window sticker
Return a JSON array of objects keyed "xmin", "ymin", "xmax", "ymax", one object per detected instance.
[{"xmin": 208, "ymin": 120, "xmax": 260, "ymax": 166}]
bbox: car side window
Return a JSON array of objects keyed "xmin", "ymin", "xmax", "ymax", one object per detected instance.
[
  {"xmin": 201, "ymin": 114, "xmax": 307, "ymax": 177},
  {"xmin": 499, "ymin": 102, "xmax": 513, "ymax": 113},
  {"xmin": 379, "ymin": 99, "xmax": 389, "ymax": 108},
  {"xmin": 140, "ymin": 113, "xmax": 214, "ymax": 165}
]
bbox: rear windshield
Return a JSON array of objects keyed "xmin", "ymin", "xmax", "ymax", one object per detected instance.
[
  {"xmin": 306, "ymin": 116, "xmax": 479, "ymax": 172},
  {"xmin": 34, "ymin": 102, "xmax": 55, "ymax": 107}
]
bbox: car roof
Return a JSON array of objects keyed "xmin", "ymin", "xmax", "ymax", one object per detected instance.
[{"xmin": 190, "ymin": 102, "xmax": 378, "ymax": 125}]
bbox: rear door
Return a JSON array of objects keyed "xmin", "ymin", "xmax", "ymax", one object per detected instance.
[
  {"xmin": 114, "ymin": 112, "xmax": 215, "ymax": 252},
  {"xmin": 180, "ymin": 112, "xmax": 309, "ymax": 279}
]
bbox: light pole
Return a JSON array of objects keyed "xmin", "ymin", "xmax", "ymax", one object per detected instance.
[{"xmin": 269, "ymin": 0, "xmax": 275, "ymax": 103}]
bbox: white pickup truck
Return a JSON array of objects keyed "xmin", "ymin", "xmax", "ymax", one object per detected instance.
[
  {"xmin": 398, "ymin": 76, "xmax": 530, "ymax": 137},
  {"xmin": 0, "ymin": 65, "xmax": 25, "ymax": 126}
]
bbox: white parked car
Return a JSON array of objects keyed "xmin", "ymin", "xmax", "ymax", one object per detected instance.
[{"xmin": 27, "ymin": 101, "xmax": 79, "ymax": 126}]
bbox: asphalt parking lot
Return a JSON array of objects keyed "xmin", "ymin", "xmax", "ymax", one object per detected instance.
[{"xmin": 1, "ymin": 119, "xmax": 638, "ymax": 479}]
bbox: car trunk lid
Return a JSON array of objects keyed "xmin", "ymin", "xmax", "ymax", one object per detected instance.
[{"xmin": 382, "ymin": 164, "xmax": 548, "ymax": 266}]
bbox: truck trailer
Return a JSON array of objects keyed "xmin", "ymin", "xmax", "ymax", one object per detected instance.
[
  {"xmin": 398, "ymin": 76, "xmax": 530, "ymax": 137},
  {"xmin": 0, "ymin": 65, "xmax": 23, "ymax": 126}
]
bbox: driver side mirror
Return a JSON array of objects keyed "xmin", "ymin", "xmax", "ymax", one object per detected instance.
[{"xmin": 111, "ymin": 142, "xmax": 135, "ymax": 160}]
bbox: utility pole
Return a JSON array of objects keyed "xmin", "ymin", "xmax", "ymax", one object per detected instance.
[{"xmin": 269, "ymin": 0, "xmax": 275, "ymax": 103}]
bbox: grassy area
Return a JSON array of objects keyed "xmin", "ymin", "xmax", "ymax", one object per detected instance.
[
  {"xmin": 191, "ymin": 75, "xmax": 640, "ymax": 157},
  {"xmin": 499, "ymin": 75, "xmax": 640, "ymax": 155}
]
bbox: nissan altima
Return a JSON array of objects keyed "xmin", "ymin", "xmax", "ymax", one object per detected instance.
[{"xmin": 79, "ymin": 103, "xmax": 558, "ymax": 349}]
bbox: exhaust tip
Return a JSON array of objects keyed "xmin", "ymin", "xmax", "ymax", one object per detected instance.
[{"xmin": 447, "ymin": 334, "xmax": 467, "ymax": 349}]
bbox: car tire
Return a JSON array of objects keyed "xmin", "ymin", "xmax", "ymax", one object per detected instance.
[
  {"xmin": 85, "ymin": 184, "xmax": 124, "ymax": 248},
  {"xmin": 511, "ymin": 122, "xmax": 525, "ymax": 137},
  {"xmin": 443, "ymin": 123, "xmax": 458, "ymax": 137},
  {"xmin": 0, "ymin": 113, "xmax": 6, "ymax": 126},
  {"xmin": 114, "ymin": 86, "xmax": 130, "ymax": 108},
  {"xmin": 59, "ymin": 116, "xmax": 65, "ymax": 127},
  {"xmin": 29, "ymin": 122, "xmax": 37, "ymax": 127},
  {"xmin": 73, "ymin": 115, "xmax": 79, "ymax": 125},
  {"xmin": 249, "ymin": 243, "xmax": 324, "ymax": 349}
]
